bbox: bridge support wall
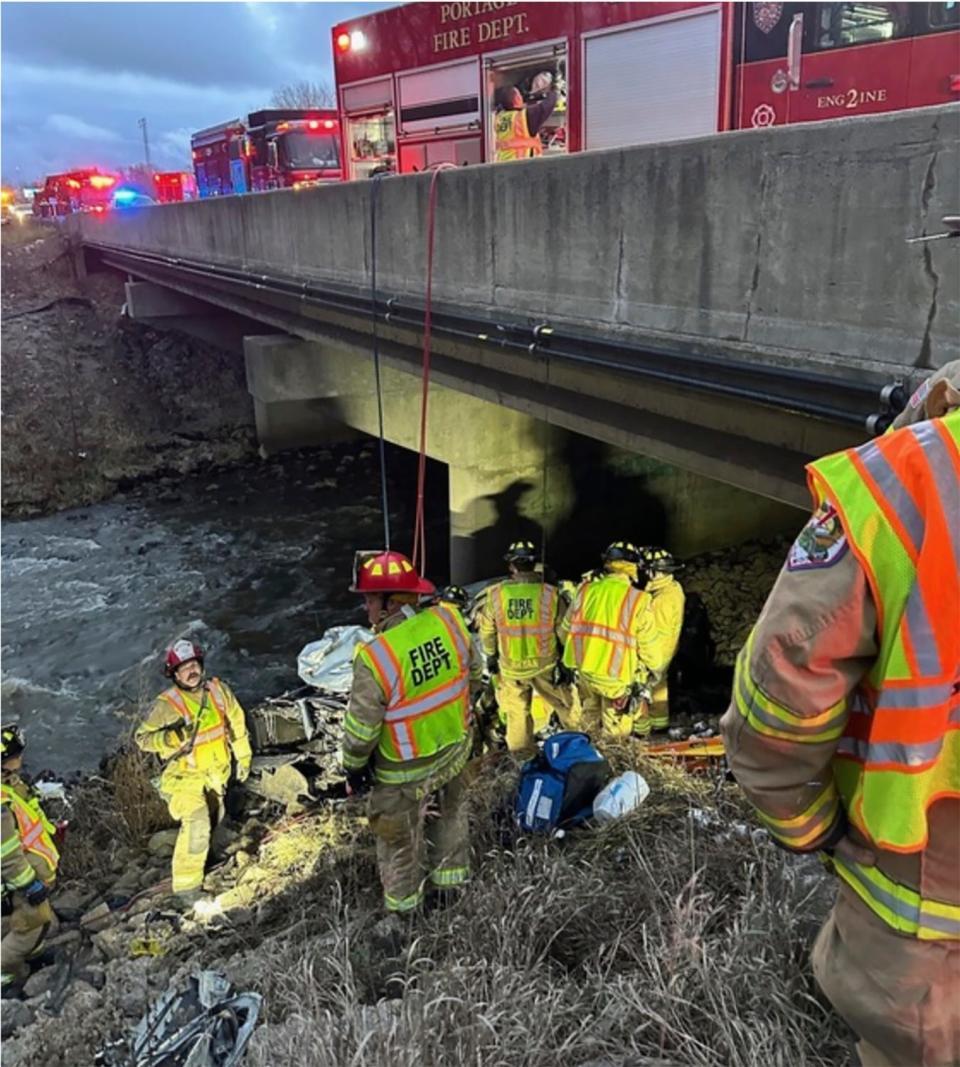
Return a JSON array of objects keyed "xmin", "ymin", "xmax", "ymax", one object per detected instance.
[{"xmin": 244, "ymin": 335, "xmax": 798, "ymax": 579}]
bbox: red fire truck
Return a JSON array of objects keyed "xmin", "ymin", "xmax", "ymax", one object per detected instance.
[
  {"xmin": 32, "ymin": 169, "xmax": 120, "ymax": 218},
  {"xmin": 331, "ymin": 2, "xmax": 960, "ymax": 179},
  {"xmin": 152, "ymin": 171, "xmax": 198, "ymax": 204},
  {"xmin": 191, "ymin": 109, "xmax": 342, "ymax": 197}
]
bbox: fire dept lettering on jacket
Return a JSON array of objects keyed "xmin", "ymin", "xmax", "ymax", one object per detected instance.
[
  {"xmin": 507, "ymin": 597, "xmax": 535, "ymax": 621},
  {"xmin": 408, "ymin": 637, "xmax": 453, "ymax": 685}
]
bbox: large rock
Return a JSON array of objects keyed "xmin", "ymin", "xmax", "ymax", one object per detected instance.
[
  {"xmin": 147, "ymin": 829, "xmax": 179, "ymax": 857},
  {"xmin": 0, "ymin": 1000, "xmax": 34, "ymax": 1039},
  {"xmin": 80, "ymin": 901, "xmax": 113, "ymax": 932},
  {"xmin": 22, "ymin": 965, "xmax": 59, "ymax": 999},
  {"xmin": 51, "ymin": 886, "xmax": 91, "ymax": 919}
]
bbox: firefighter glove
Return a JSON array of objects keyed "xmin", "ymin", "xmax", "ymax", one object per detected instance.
[
  {"xmin": 163, "ymin": 724, "xmax": 185, "ymax": 748},
  {"xmin": 235, "ymin": 760, "xmax": 251, "ymax": 784},
  {"xmin": 629, "ymin": 683, "xmax": 652, "ymax": 715},
  {"xmin": 486, "ymin": 654, "xmax": 499, "ymax": 677},
  {"xmin": 24, "ymin": 879, "xmax": 48, "ymax": 907},
  {"xmin": 345, "ymin": 765, "xmax": 373, "ymax": 798}
]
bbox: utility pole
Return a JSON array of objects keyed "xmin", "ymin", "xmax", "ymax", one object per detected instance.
[{"xmin": 138, "ymin": 117, "xmax": 151, "ymax": 169}]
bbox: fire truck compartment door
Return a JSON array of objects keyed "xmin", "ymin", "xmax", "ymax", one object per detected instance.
[
  {"xmin": 584, "ymin": 8, "xmax": 721, "ymax": 151},
  {"xmin": 230, "ymin": 158, "xmax": 248, "ymax": 194},
  {"xmin": 398, "ymin": 60, "xmax": 480, "ymax": 135},
  {"xmin": 342, "ymin": 77, "xmax": 394, "ymax": 115}
]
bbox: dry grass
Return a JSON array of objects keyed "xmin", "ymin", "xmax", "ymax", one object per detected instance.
[
  {"xmin": 230, "ymin": 751, "xmax": 848, "ymax": 1067},
  {"xmin": 57, "ymin": 739, "xmax": 171, "ymax": 884}
]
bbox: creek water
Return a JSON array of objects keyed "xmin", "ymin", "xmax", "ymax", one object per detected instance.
[{"xmin": 1, "ymin": 444, "xmax": 448, "ymax": 774}]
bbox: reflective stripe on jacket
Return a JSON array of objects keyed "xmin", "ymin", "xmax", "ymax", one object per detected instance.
[
  {"xmin": 158, "ymin": 678, "xmax": 230, "ymax": 773},
  {"xmin": 809, "ymin": 412, "xmax": 960, "ymax": 852},
  {"xmin": 811, "ymin": 411, "xmax": 960, "ymax": 939},
  {"xmin": 494, "ymin": 109, "xmax": 542, "ymax": 162},
  {"xmin": 490, "ymin": 580, "xmax": 559, "ymax": 679},
  {"xmin": 354, "ymin": 604, "xmax": 471, "ymax": 766},
  {"xmin": 562, "ymin": 574, "xmax": 648, "ymax": 694},
  {"xmin": 1, "ymin": 781, "xmax": 58, "ymax": 884}
]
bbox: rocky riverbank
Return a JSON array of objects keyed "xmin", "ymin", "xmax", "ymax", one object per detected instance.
[
  {"xmin": 1, "ymin": 734, "xmax": 850, "ymax": 1067},
  {"xmin": 1, "ymin": 223, "xmax": 257, "ymax": 518}
]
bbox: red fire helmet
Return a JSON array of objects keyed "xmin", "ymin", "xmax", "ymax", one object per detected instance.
[
  {"xmin": 349, "ymin": 551, "xmax": 435, "ymax": 596},
  {"xmin": 164, "ymin": 639, "xmax": 204, "ymax": 677}
]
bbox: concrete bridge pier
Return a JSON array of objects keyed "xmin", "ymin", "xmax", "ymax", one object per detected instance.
[
  {"xmin": 242, "ymin": 332, "xmax": 805, "ymax": 581},
  {"xmin": 243, "ymin": 333, "xmax": 575, "ymax": 581}
]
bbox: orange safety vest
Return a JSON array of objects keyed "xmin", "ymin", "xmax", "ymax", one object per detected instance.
[
  {"xmin": 809, "ymin": 411, "xmax": 960, "ymax": 855},
  {"xmin": 158, "ymin": 677, "xmax": 230, "ymax": 772},
  {"xmin": 358, "ymin": 604, "xmax": 471, "ymax": 766},
  {"xmin": 494, "ymin": 109, "xmax": 542, "ymax": 162},
  {"xmin": 1, "ymin": 783, "xmax": 59, "ymax": 877},
  {"xmin": 562, "ymin": 575, "xmax": 648, "ymax": 690}
]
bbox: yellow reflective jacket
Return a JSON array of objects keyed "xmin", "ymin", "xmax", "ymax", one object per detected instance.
[
  {"xmin": 494, "ymin": 109, "xmax": 542, "ymax": 162},
  {"xmin": 344, "ymin": 605, "xmax": 477, "ymax": 786},
  {"xmin": 1, "ymin": 776, "xmax": 58, "ymax": 889},
  {"xmin": 479, "ymin": 576, "xmax": 562, "ymax": 679},
  {"xmin": 644, "ymin": 574, "xmax": 685, "ymax": 682},
  {"xmin": 136, "ymin": 677, "xmax": 252, "ymax": 791},
  {"xmin": 560, "ymin": 573, "xmax": 657, "ymax": 697}
]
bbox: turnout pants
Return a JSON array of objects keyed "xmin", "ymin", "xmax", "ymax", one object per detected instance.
[
  {"xmin": 498, "ymin": 670, "xmax": 574, "ymax": 757},
  {"xmin": 812, "ymin": 885, "xmax": 960, "ymax": 1067},
  {"xmin": 1, "ymin": 894, "xmax": 59, "ymax": 986},
  {"xmin": 575, "ymin": 680, "xmax": 635, "ymax": 742},
  {"xmin": 162, "ymin": 777, "xmax": 225, "ymax": 894},
  {"xmin": 649, "ymin": 675, "xmax": 670, "ymax": 731},
  {"xmin": 367, "ymin": 772, "xmax": 469, "ymax": 913}
]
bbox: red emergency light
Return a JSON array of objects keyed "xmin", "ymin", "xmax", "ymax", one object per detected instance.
[
  {"xmin": 336, "ymin": 31, "xmax": 351, "ymax": 52},
  {"xmin": 950, "ymin": 73, "xmax": 960, "ymax": 93},
  {"xmin": 88, "ymin": 174, "xmax": 116, "ymax": 190},
  {"xmin": 308, "ymin": 120, "xmax": 319, "ymax": 129}
]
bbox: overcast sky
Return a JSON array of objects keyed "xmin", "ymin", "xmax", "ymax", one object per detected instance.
[{"xmin": 1, "ymin": 1, "xmax": 382, "ymax": 184}]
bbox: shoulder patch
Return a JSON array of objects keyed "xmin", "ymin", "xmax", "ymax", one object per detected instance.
[{"xmin": 787, "ymin": 502, "xmax": 849, "ymax": 572}]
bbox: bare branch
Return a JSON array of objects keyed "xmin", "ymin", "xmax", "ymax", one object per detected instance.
[{"xmin": 269, "ymin": 81, "xmax": 335, "ymax": 109}]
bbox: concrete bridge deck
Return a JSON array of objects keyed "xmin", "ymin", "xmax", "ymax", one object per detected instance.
[{"xmin": 71, "ymin": 105, "xmax": 960, "ymax": 576}]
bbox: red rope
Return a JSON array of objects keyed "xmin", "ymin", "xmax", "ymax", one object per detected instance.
[{"xmin": 411, "ymin": 166, "xmax": 455, "ymax": 574}]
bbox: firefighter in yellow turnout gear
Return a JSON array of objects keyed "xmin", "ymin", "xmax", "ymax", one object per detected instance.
[
  {"xmin": 135, "ymin": 640, "xmax": 251, "ymax": 903},
  {"xmin": 560, "ymin": 542, "xmax": 666, "ymax": 740},
  {"xmin": 479, "ymin": 541, "xmax": 571, "ymax": 757},
  {"xmin": 342, "ymin": 551, "xmax": 481, "ymax": 913},
  {"xmin": 1, "ymin": 724, "xmax": 60, "ymax": 995},
  {"xmin": 638, "ymin": 546, "xmax": 686, "ymax": 733}
]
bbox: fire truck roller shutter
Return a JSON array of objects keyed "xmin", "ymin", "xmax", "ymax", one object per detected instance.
[
  {"xmin": 398, "ymin": 59, "xmax": 481, "ymax": 135},
  {"xmin": 342, "ymin": 78, "xmax": 394, "ymax": 114},
  {"xmin": 584, "ymin": 8, "xmax": 722, "ymax": 151}
]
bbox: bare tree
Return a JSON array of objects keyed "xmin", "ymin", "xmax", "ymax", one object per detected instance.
[{"xmin": 270, "ymin": 81, "xmax": 335, "ymax": 109}]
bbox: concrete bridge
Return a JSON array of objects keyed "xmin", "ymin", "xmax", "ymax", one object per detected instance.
[{"xmin": 71, "ymin": 105, "xmax": 959, "ymax": 579}]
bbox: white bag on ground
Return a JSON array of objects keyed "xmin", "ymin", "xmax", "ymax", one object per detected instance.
[
  {"xmin": 592, "ymin": 771, "xmax": 650, "ymax": 822},
  {"xmin": 297, "ymin": 625, "xmax": 373, "ymax": 694}
]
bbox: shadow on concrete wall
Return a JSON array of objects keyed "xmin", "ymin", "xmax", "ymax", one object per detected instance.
[{"xmin": 454, "ymin": 436, "xmax": 669, "ymax": 582}]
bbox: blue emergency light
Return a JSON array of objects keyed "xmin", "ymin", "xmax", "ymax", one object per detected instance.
[{"xmin": 113, "ymin": 188, "xmax": 138, "ymax": 205}]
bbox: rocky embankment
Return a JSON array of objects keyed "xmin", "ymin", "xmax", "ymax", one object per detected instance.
[
  {"xmin": 684, "ymin": 536, "xmax": 791, "ymax": 665},
  {"xmin": 1, "ymin": 734, "xmax": 848, "ymax": 1067},
  {"xmin": 1, "ymin": 223, "xmax": 257, "ymax": 517}
]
